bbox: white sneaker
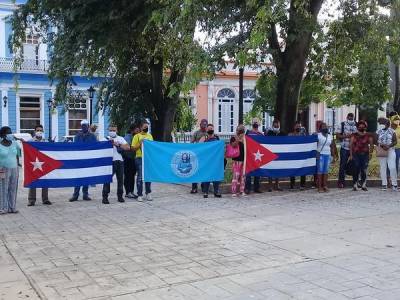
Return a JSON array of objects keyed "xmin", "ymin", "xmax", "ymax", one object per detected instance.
[
  {"xmin": 137, "ymin": 196, "xmax": 144, "ymax": 202},
  {"xmin": 381, "ymin": 186, "xmax": 387, "ymax": 191},
  {"xmin": 232, "ymin": 194, "xmax": 237, "ymax": 198},
  {"xmin": 392, "ymin": 186, "xmax": 399, "ymax": 192},
  {"xmin": 145, "ymin": 194, "xmax": 153, "ymax": 201}
]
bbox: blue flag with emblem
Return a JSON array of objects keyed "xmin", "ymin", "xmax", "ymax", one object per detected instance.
[{"xmin": 143, "ymin": 140, "xmax": 224, "ymax": 183}]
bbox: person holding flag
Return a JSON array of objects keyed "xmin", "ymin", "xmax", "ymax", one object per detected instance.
[
  {"xmin": 69, "ymin": 120, "xmax": 97, "ymax": 202},
  {"xmin": 200, "ymin": 124, "xmax": 222, "ymax": 198},
  {"xmin": 190, "ymin": 119, "xmax": 208, "ymax": 194},
  {"xmin": 131, "ymin": 121, "xmax": 153, "ymax": 202},
  {"xmin": 244, "ymin": 118, "xmax": 263, "ymax": 194},
  {"xmin": 28, "ymin": 125, "xmax": 52, "ymax": 206},
  {"xmin": 229, "ymin": 125, "xmax": 245, "ymax": 197}
]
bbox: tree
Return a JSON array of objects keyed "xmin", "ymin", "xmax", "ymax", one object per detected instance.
[{"xmin": 10, "ymin": 0, "xmax": 209, "ymax": 141}]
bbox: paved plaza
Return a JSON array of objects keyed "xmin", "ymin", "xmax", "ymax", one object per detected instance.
[{"xmin": 1, "ymin": 182, "xmax": 400, "ymax": 300}]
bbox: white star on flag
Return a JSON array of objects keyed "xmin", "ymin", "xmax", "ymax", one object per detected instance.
[
  {"xmin": 253, "ymin": 150, "xmax": 264, "ymax": 161},
  {"xmin": 31, "ymin": 157, "xmax": 45, "ymax": 171}
]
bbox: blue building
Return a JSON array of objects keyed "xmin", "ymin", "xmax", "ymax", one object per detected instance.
[{"xmin": 0, "ymin": 1, "xmax": 110, "ymax": 140}]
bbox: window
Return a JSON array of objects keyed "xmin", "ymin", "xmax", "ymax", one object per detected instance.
[
  {"xmin": 217, "ymin": 88, "xmax": 235, "ymax": 133},
  {"xmin": 20, "ymin": 97, "xmax": 41, "ymax": 134},
  {"xmin": 68, "ymin": 97, "xmax": 88, "ymax": 136},
  {"xmin": 243, "ymin": 89, "xmax": 256, "ymax": 115}
]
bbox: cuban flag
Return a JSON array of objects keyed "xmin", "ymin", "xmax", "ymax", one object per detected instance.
[
  {"xmin": 245, "ymin": 135, "xmax": 318, "ymax": 177},
  {"xmin": 143, "ymin": 140, "xmax": 224, "ymax": 183},
  {"xmin": 23, "ymin": 142, "xmax": 113, "ymax": 188}
]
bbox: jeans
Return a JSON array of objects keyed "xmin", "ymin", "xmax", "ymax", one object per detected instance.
[
  {"xmin": 290, "ymin": 176, "xmax": 306, "ymax": 188},
  {"xmin": 0, "ymin": 168, "xmax": 18, "ymax": 212},
  {"xmin": 103, "ymin": 160, "xmax": 124, "ymax": 198},
  {"xmin": 318, "ymin": 154, "xmax": 331, "ymax": 174},
  {"xmin": 378, "ymin": 148, "xmax": 398, "ymax": 187},
  {"xmin": 203, "ymin": 181, "xmax": 220, "ymax": 194},
  {"xmin": 245, "ymin": 176, "xmax": 260, "ymax": 192},
  {"xmin": 28, "ymin": 188, "xmax": 49, "ymax": 203},
  {"xmin": 395, "ymin": 148, "xmax": 400, "ymax": 175},
  {"xmin": 135, "ymin": 158, "xmax": 151, "ymax": 196},
  {"xmin": 123, "ymin": 157, "xmax": 136, "ymax": 194},
  {"xmin": 339, "ymin": 148, "xmax": 350, "ymax": 183},
  {"xmin": 72, "ymin": 186, "xmax": 89, "ymax": 199},
  {"xmin": 352, "ymin": 153, "xmax": 369, "ymax": 185}
]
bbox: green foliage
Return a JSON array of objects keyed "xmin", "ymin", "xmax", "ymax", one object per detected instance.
[{"xmin": 174, "ymin": 99, "xmax": 197, "ymax": 132}]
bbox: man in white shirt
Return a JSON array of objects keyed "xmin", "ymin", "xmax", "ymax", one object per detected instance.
[{"xmin": 102, "ymin": 125, "xmax": 129, "ymax": 204}]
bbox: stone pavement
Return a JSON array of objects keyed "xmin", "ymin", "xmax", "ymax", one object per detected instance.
[{"xmin": 1, "ymin": 182, "xmax": 400, "ymax": 300}]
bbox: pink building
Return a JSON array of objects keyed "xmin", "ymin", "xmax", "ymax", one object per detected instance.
[{"xmin": 190, "ymin": 63, "xmax": 360, "ymax": 134}]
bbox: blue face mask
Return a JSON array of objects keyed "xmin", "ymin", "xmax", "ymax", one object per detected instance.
[{"xmin": 5, "ymin": 134, "xmax": 14, "ymax": 141}]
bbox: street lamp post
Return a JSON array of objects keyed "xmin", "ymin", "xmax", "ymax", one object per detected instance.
[
  {"xmin": 87, "ymin": 86, "xmax": 95, "ymax": 125},
  {"xmin": 47, "ymin": 99, "xmax": 53, "ymax": 142},
  {"xmin": 332, "ymin": 107, "xmax": 336, "ymax": 138},
  {"xmin": 238, "ymin": 67, "xmax": 244, "ymax": 124}
]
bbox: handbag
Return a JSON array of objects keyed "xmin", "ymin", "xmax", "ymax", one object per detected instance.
[
  {"xmin": 376, "ymin": 145, "xmax": 388, "ymax": 157},
  {"xmin": 226, "ymin": 144, "xmax": 240, "ymax": 158}
]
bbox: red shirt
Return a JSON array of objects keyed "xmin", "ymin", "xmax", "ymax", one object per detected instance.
[{"xmin": 352, "ymin": 133, "xmax": 370, "ymax": 154}]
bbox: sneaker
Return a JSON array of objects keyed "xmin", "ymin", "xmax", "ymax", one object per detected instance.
[
  {"xmin": 27, "ymin": 202, "xmax": 35, "ymax": 206},
  {"xmin": 118, "ymin": 197, "xmax": 125, "ymax": 203},
  {"xmin": 8, "ymin": 210, "xmax": 18, "ymax": 214},
  {"xmin": 353, "ymin": 184, "xmax": 358, "ymax": 191},
  {"xmin": 241, "ymin": 192, "xmax": 248, "ymax": 197},
  {"xmin": 214, "ymin": 193, "xmax": 222, "ymax": 198},
  {"xmin": 232, "ymin": 194, "xmax": 237, "ymax": 198},
  {"xmin": 126, "ymin": 193, "xmax": 134, "ymax": 199},
  {"xmin": 362, "ymin": 186, "xmax": 368, "ymax": 191},
  {"xmin": 0, "ymin": 210, "xmax": 7, "ymax": 215},
  {"xmin": 381, "ymin": 185, "xmax": 387, "ymax": 191},
  {"xmin": 42, "ymin": 200, "xmax": 52, "ymax": 205},
  {"xmin": 392, "ymin": 186, "xmax": 399, "ymax": 192},
  {"xmin": 102, "ymin": 198, "xmax": 110, "ymax": 204},
  {"xmin": 137, "ymin": 196, "xmax": 144, "ymax": 202},
  {"xmin": 83, "ymin": 196, "xmax": 92, "ymax": 201},
  {"xmin": 69, "ymin": 197, "xmax": 78, "ymax": 202},
  {"xmin": 145, "ymin": 194, "xmax": 153, "ymax": 201}
]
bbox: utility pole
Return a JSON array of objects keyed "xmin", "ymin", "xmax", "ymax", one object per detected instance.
[{"xmin": 239, "ymin": 67, "xmax": 244, "ymax": 124}]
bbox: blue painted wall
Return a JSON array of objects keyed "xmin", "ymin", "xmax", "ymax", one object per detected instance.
[
  {"xmin": 57, "ymin": 106, "xmax": 66, "ymax": 140},
  {"xmin": 7, "ymin": 90, "xmax": 16, "ymax": 132},
  {"xmin": 4, "ymin": 21, "xmax": 12, "ymax": 58},
  {"xmin": 43, "ymin": 90, "xmax": 52, "ymax": 139}
]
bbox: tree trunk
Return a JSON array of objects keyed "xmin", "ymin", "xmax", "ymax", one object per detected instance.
[
  {"xmin": 394, "ymin": 63, "xmax": 400, "ymax": 113},
  {"xmin": 270, "ymin": 0, "xmax": 324, "ymax": 134}
]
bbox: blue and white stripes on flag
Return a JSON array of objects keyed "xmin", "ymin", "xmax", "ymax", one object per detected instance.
[
  {"xmin": 247, "ymin": 135, "xmax": 318, "ymax": 178},
  {"xmin": 24, "ymin": 141, "xmax": 113, "ymax": 188}
]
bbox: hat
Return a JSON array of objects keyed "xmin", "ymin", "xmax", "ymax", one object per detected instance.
[{"xmin": 80, "ymin": 119, "xmax": 89, "ymax": 125}]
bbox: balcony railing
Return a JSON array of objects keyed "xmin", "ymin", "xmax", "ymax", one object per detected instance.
[{"xmin": 0, "ymin": 57, "xmax": 48, "ymax": 72}]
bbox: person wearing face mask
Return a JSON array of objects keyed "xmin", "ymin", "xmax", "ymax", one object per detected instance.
[
  {"xmin": 131, "ymin": 121, "xmax": 154, "ymax": 202},
  {"xmin": 390, "ymin": 114, "xmax": 400, "ymax": 174},
  {"xmin": 230, "ymin": 125, "xmax": 246, "ymax": 197},
  {"xmin": 336, "ymin": 113, "xmax": 357, "ymax": 188},
  {"xmin": 190, "ymin": 119, "xmax": 208, "ymax": 194},
  {"xmin": 288, "ymin": 121, "xmax": 307, "ymax": 190},
  {"xmin": 200, "ymin": 124, "xmax": 222, "ymax": 198},
  {"xmin": 265, "ymin": 119, "xmax": 287, "ymax": 192},
  {"xmin": 123, "ymin": 124, "xmax": 140, "ymax": 199},
  {"xmin": 28, "ymin": 125, "xmax": 51, "ymax": 206},
  {"xmin": 349, "ymin": 121, "xmax": 373, "ymax": 191},
  {"xmin": 69, "ymin": 120, "xmax": 97, "ymax": 202},
  {"xmin": 0, "ymin": 126, "xmax": 21, "ymax": 214},
  {"xmin": 376, "ymin": 118, "xmax": 398, "ymax": 191},
  {"xmin": 101, "ymin": 125, "xmax": 129, "ymax": 204},
  {"xmin": 317, "ymin": 123, "xmax": 338, "ymax": 192},
  {"xmin": 244, "ymin": 118, "xmax": 263, "ymax": 194}
]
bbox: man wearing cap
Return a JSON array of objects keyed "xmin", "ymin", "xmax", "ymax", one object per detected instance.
[
  {"xmin": 190, "ymin": 119, "xmax": 208, "ymax": 194},
  {"xmin": 69, "ymin": 120, "xmax": 97, "ymax": 202}
]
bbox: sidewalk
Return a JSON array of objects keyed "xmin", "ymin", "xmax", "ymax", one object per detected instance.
[{"xmin": 0, "ymin": 181, "xmax": 400, "ymax": 299}]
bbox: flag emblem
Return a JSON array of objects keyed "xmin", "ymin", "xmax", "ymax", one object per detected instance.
[
  {"xmin": 245, "ymin": 135, "xmax": 278, "ymax": 174},
  {"xmin": 171, "ymin": 150, "xmax": 199, "ymax": 178}
]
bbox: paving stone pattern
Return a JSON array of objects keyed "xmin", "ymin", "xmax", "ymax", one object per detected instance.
[{"xmin": 1, "ymin": 181, "xmax": 400, "ymax": 299}]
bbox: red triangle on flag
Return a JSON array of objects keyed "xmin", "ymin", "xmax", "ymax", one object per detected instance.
[
  {"xmin": 245, "ymin": 136, "xmax": 278, "ymax": 174},
  {"xmin": 23, "ymin": 142, "xmax": 63, "ymax": 187}
]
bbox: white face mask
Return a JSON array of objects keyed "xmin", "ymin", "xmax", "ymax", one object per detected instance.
[
  {"xmin": 273, "ymin": 127, "xmax": 280, "ymax": 132},
  {"xmin": 378, "ymin": 124, "xmax": 386, "ymax": 131},
  {"xmin": 109, "ymin": 131, "xmax": 117, "ymax": 138},
  {"xmin": 35, "ymin": 131, "xmax": 43, "ymax": 138}
]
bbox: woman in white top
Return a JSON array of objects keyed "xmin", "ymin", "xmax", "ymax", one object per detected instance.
[
  {"xmin": 317, "ymin": 122, "xmax": 338, "ymax": 193},
  {"xmin": 376, "ymin": 118, "xmax": 398, "ymax": 190}
]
